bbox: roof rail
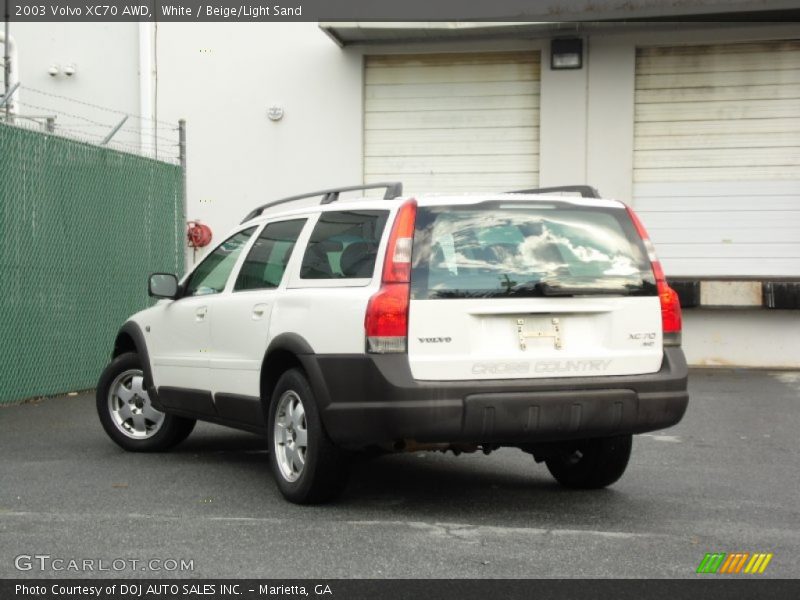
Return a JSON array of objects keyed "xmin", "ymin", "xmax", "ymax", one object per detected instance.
[
  {"xmin": 508, "ymin": 185, "xmax": 601, "ymax": 199},
  {"xmin": 241, "ymin": 182, "xmax": 403, "ymax": 223}
]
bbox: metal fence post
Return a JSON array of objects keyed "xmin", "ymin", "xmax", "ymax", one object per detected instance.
[
  {"xmin": 3, "ymin": 18, "xmax": 10, "ymax": 123},
  {"xmin": 178, "ymin": 119, "xmax": 187, "ymax": 222},
  {"xmin": 100, "ymin": 115, "xmax": 128, "ymax": 145}
]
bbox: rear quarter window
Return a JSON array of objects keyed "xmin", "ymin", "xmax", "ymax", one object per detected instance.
[{"xmin": 300, "ymin": 210, "xmax": 389, "ymax": 280}]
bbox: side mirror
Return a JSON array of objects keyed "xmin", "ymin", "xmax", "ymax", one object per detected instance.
[{"xmin": 148, "ymin": 273, "xmax": 179, "ymax": 299}]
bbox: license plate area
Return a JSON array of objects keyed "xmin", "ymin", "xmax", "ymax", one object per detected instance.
[{"xmin": 516, "ymin": 316, "xmax": 563, "ymax": 351}]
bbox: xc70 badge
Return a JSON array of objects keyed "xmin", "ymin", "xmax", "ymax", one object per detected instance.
[
  {"xmin": 630, "ymin": 332, "xmax": 657, "ymax": 347},
  {"xmin": 516, "ymin": 318, "xmax": 562, "ymax": 350}
]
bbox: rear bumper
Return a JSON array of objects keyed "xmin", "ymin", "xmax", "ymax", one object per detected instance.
[{"xmin": 310, "ymin": 347, "xmax": 689, "ymax": 447}]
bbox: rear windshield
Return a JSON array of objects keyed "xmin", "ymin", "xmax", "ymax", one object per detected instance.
[{"xmin": 410, "ymin": 202, "xmax": 656, "ymax": 299}]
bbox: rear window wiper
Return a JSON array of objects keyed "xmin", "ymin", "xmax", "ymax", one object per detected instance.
[
  {"xmin": 423, "ymin": 280, "xmax": 652, "ymax": 299},
  {"xmin": 509, "ymin": 280, "xmax": 642, "ymax": 297},
  {"xmin": 428, "ymin": 289, "xmax": 510, "ymax": 299}
]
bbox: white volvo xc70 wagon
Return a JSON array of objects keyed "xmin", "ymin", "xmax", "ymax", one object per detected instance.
[{"xmin": 97, "ymin": 183, "xmax": 689, "ymax": 504}]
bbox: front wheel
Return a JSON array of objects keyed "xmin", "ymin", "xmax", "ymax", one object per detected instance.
[
  {"xmin": 96, "ymin": 352, "xmax": 195, "ymax": 452},
  {"xmin": 268, "ymin": 368, "xmax": 350, "ymax": 504},
  {"xmin": 544, "ymin": 435, "xmax": 633, "ymax": 489}
]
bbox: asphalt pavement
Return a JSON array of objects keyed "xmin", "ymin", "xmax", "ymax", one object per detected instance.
[{"xmin": 1, "ymin": 368, "xmax": 798, "ymax": 578}]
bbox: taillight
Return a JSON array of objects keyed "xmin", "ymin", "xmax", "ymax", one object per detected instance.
[
  {"xmin": 625, "ymin": 205, "xmax": 682, "ymax": 346},
  {"xmin": 365, "ymin": 283, "xmax": 410, "ymax": 353},
  {"xmin": 365, "ymin": 199, "xmax": 417, "ymax": 353},
  {"xmin": 381, "ymin": 198, "xmax": 417, "ymax": 283}
]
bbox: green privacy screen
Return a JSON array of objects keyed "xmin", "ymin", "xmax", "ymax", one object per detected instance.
[{"xmin": 0, "ymin": 123, "xmax": 184, "ymax": 404}]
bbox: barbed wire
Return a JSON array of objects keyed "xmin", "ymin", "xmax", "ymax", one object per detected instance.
[
  {"xmin": 3, "ymin": 82, "xmax": 183, "ymax": 162},
  {"xmin": 3, "ymin": 118, "xmax": 179, "ymax": 162},
  {"xmin": 19, "ymin": 100, "xmax": 111, "ymax": 128},
  {"xmin": 48, "ymin": 126, "xmax": 180, "ymax": 162},
  {"xmin": 53, "ymin": 126, "xmax": 160, "ymax": 149},
  {"xmin": 21, "ymin": 85, "xmax": 178, "ymax": 129},
  {"xmin": 7, "ymin": 98, "xmax": 180, "ymax": 161},
  {"xmin": 1, "ymin": 117, "xmax": 46, "ymax": 133},
  {"xmin": 54, "ymin": 122, "xmax": 178, "ymax": 145}
]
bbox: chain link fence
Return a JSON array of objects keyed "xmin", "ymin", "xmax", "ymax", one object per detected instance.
[{"xmin": 0, "ymin": 122, "xmax": 184, "ymax": 404}]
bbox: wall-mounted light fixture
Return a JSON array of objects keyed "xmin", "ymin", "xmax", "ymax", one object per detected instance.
[
  {"xmin": 551, "ymin": 38, "xmax": 583, "ymax": 70},
  {"xmin": 46, "ymin": 63, "xmax": 77, "ymax": 77},
  {"xmin": 267, "ymin": 104, "xmax": 284, "ymax": 121}
]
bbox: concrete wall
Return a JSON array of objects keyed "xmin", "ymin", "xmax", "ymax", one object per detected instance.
[
  {"xmin": 585, "ymin": 37, "xmax": 636, "ymax": 203},
  {"xmin": 684, "ymin": 310, "xmax": 800, "ymax": 369},
  {"xmin": 539, "ymin": 46, "xmax": 589, "ymax": 187},
  {"xmin": 155, "ymin": 23, "xmax": 364, "ymax": 239}
]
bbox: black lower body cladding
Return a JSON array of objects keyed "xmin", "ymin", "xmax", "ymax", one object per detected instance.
[{"xmin": 311, "ymin": 348, "xmax": 689, "ymax": 447}]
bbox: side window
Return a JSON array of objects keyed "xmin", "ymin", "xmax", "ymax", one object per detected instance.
[
  {"xmin": 185, "ymin": 228, "xmax": 256, "ymax": 296},
  {"xmin": 234, "ymin": 219, "xmax": 307, "ymax": 291},
  {"xmin": 300, "ymin": 210, "xmax": 389, "ymax": 279}
]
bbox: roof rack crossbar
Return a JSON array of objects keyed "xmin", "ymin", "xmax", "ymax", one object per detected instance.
[
  {"xmin": 508, "ymin": 185, "xmax": 601, "ymax": 199},
  {"xmin": 241, "ymin": 181, "xmax": 403, "ymax": 223}
]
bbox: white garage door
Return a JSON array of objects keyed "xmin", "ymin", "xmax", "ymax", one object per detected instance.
[
  {"xmin": 364, "ymin": 51, "xmax": 540, "ymax": 194},
  {"xmin": 633, "ymin": 40, "xmax": 800, "ymax": 277}
]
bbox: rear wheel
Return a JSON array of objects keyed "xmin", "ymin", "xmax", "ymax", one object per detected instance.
[
  {"xmin": 97, "ymin": 352, "xmax": 195, "ymax": 452},
  {"xmin": 268, "ymin": 368, "xmax": 350, "ymax": 504},
  {"xmin": 544, "ymin": 435, "xmax": 632, "ymax": 489}
]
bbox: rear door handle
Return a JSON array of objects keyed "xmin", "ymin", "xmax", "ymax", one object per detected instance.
[
  {"xmin": 195, "ymin": 307, "xmax": 207, "ymax": 321},
  {"xmin": 252, "ymin": 303, "xmax": 269, "ymax": 320}
]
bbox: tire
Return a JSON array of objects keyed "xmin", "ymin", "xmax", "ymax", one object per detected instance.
[
  {"xmin": 267, "ymin": 368, "xmax": 350, "ymax": 504},
  {"xmin": 96, "ymin": 352, "xmax": 195, "ymax": 452},
  {"xmin": 545, "ymin": 435, "xmax": 633, "ymax": 489}
]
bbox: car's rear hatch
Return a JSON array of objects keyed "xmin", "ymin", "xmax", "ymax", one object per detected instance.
[{"xmin": 406, "ymin": 197, "xmax": 663, "ymax": 381}]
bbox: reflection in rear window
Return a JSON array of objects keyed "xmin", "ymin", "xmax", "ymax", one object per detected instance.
[{"xmin": 410, "ymin": 203, "xmax": 656, "ymax": 299}]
